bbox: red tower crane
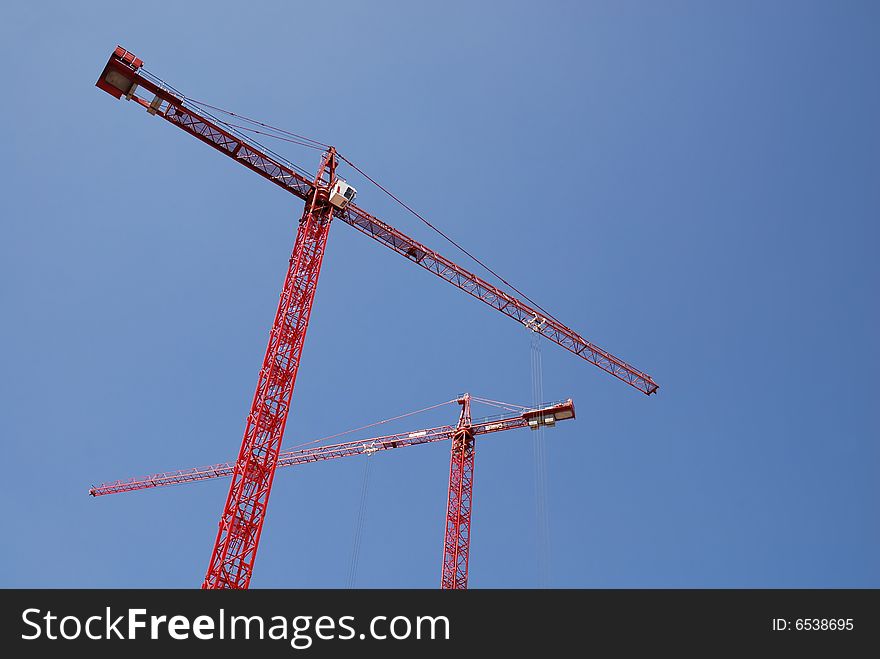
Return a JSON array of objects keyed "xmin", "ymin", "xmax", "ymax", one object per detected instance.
[
  {"xmin": 88, "ymin": 397, "xmax": 575, "ymax": 497},
  {"xmin": 95, "ymin": 46, "xmax": 657, "ymax": 590},
  {"xmin": 89, "ymin": 396, "xmax": 576, "ymax": 588}
]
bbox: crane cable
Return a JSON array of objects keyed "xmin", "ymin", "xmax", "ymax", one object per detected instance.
[
  {"xmin": 469, "ymin": 396, "xmax": 531, "ymax": 413},
  {"xmin": 207, "ymin": 118, "xmax": 327, "ymax": 151},
  {"xmin": 530, "ymin": 333, "xmax": 551, "ymax": 587},
  {"xmin": 140, "ymin": 74, "xmax": 565, "ymax": 329},
  {"xmin": 182, "ymin": 104, "xmax": 319, "ymax": 179},
  {"xmin": 183, "ymin": 100, "xmax": 329, "ymax": 153},
  {"xmin": 285, "ymin": 399, "xmax": 458, "ymax": 452},
  {"xmin": 335, "ymin": 153, "xmax": 564, "ymax": 328},
  {"xmin": 138, "ymin": 67, "xmax": 330, "ymax": 151},
  {"xmin": 346, "ymin": 454, "xmax": 372, "ymax": 589},
  {"xmin": 138, "ymin": 69, "xmax": 319, "ymax": 180},
  {"xmin": 182, "ymin": 97, "xmax": 331, "ymax": 150}
]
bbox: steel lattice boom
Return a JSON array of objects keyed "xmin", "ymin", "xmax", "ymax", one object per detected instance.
[
  {"xmin": 89, "ymin": 399, "xmax": 576, "ymax": 497},
  {"xmin": 95, "ymin": 47, "xmax": 658, "ymax": 396},
  {"xmin": 203, "ymin": 151, "xmax": 336, "ymax": 589}
]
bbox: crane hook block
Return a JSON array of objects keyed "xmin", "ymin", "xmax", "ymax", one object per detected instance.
[{"xmin": 96, "ymin": 45, "xmax": 143, "ymax": 99}]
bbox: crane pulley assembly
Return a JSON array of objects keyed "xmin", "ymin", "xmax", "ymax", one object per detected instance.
[{"xmin": 93, "ymin": 45, "xmax": 658, "ymax": 590}]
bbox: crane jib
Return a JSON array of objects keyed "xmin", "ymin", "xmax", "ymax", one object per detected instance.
[
  {"xmin": 88, "ymin": 399, "xmax": 576, "ymax": 497},
  {"xmin": 95, "ymin": 46, "xmax": 658, "ymax": 396}
]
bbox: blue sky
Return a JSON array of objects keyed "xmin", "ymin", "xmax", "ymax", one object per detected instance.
[{"xmin": 2, "ymin": 1, "xmax": 877, "ymax": 587}]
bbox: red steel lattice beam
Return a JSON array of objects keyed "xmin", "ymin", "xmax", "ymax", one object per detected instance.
[
  {"xmin": 441, "ymin": 395, "xmax": 476, "ymax": 589},
  {"xmin": 89, "ymin": 400, "xmax": 577, "ymax": 497},
  {"xmin": 95, "ymin": 47, "xmax": 658, "ymax": 396},
  {"xmin": 201, "ymin": 150, "xmax": 338, "ymax": 590}
]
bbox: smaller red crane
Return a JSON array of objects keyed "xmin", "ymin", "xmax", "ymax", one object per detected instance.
[{"xmin": 90, "ymin": 396, "xmax": 575, "ymax": 588}]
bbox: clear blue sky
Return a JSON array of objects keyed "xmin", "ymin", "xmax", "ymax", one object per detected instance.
[{"xmin": 2, "ymin": 1, "xmax": 877, "ymax": 588}]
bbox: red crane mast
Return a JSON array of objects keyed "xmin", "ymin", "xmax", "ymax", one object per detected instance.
[
  {"xmin": 441, "ymin": 395, "xmax": 476, "ymax": 589},
  {"xmin": 95, "ymin": 46, "xmax": 657, "ymax": 589},
  {"xmin": 201, "ymin": 150, "xmax": 337, "ymax": 589}
]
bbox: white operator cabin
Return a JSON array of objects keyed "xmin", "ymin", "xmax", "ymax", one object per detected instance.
[{"xmin": 329, "ymin": 180, "xmax": 357, "ymax": 209}]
